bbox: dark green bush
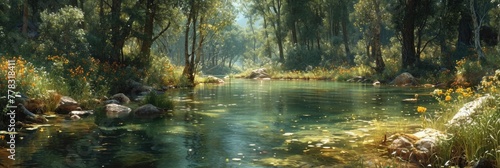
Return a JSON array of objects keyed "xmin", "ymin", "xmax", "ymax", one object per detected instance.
[{"xmin": 284, "ymin": 46, "xmax": 323, "ymax": 71}]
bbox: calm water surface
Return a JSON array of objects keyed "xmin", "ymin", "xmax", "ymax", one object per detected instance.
[{"xmin": 13, "ymin": 79, "xmax": 438, "ymax": 167}]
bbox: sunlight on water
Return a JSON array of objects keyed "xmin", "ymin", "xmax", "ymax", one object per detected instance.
[{"xmin": 14, "ymin": 79, "xmax": 438, "ymax": 167}]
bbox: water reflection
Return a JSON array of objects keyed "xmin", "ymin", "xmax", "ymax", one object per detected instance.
[{"xmin": 14, "ymin": 79, "xmax": 437, "ymax": 167}]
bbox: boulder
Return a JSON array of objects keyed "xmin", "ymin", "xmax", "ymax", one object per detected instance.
[
  {"xmin": 390, "ymin": 72, "xmax": 418, "ymax": 86},
  {"xmin": 133, "ymin": 104, "xmax": 164, "ymax": 119},
  {"xmin": 248, "ymin": 68, "xmax": 270, "ymax": 79},
  {"xmin": 126, "ymin": 79, "xmax": 153, "ymax": 99},
  {"xmin": 204, "ymin": 76, "xmax": 224, "ymax": 83},
  {"xmin": 61, "ymin": 96, "xmax": 78, "ymax": 104},
  {"xmin": 55, "ymin": 96, "xmax": 81, "ymax": 114},
  {"xmin": 387, "ymin": 128, "xmax": 446, "ymax": 165},
  {"xmin": 55, "ymin": 104, "xmax": 81, "ymax": 114},
  {"xmin": 111, "ymin": 93, "xmax": 130, "ymax": 104},
  {"xmin": 447, "ymin": 95, "xmax": 495, "ymax": 127},
  {"xmin": 105, "ymin": 104, "xmax": 131, "ymax": 119}
]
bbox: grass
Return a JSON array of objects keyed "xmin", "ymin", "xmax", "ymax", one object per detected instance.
[
  {"xmin": 236, "ymin": 65, "xmax": 374, "ymax": 81},
  {"xmin": 141, "ymin": 91, "xmax": 174, "ymax": 110},
  {"xmin": 421, "ymin": 70, "xmax": 500, "ymax": 167}
]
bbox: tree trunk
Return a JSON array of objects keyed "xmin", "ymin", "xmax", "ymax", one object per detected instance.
[
  {"xmin": 262, "ymin": 17, "xmax": 272, "ymax": 59},
  {"xmin": 470, "ymin": 0, "xmax": 486, "ymax": 60},
  {"xmin": 140, "ymin": 0, "xmax": 156, "ymax": 66},
  {"xmin": 182, "ymin": 0, "xmax": 197, "ymax": 86},
  {"xmin": 401, "ymin": 0, "xmax": 417, "ymax": 69},
  {"xmin": 341, "ymin": 0, "xmax": 353, "ymax": 65},
  {"xmin": 22, "ymin": 0, "xmax": 29, "ymax": 37},
  {"xmin": 372, "ymin": 0, "xmax": 385, "ymax": 73},
  {"xmin": 110, "ymin": 0, "xmax": 122, "ymax": 62},
  {"xmin": 271, "ymin": 0, "xmax": 285, "ymax": 63},
  {"xmin": 291, "ymin": 21, "xmax": 298, "ymax": 45}
]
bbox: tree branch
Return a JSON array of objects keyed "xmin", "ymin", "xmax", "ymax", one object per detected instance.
[{"xmin": 152, "ymin": 21, "xmax": 171, "ymax": 42}]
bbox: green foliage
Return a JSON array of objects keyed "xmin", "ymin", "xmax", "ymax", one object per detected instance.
[
  {"xmin": 144, "ymin": 54, "xmax": 182, "ymax": 87},
  {"xmin": 284, "ymin": 46, "xmax": 323, "ymax": 71},
  {"xmin": 454, "ymin": 58, "xmax": 485, "ymax": 86},
  {"xmin": 38, "ymin": 6, "xmax": 89, "ymax": 57},
  {"xmin": 141, "ymin": 92, "xmax": 174, "ymax": 110}
]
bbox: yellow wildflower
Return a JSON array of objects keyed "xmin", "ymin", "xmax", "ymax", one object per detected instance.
[
  {"xmin": 445, "ymin": 95, "xmax": 452, "ymax": 101},
  {"xmin": 417, "ymin": 106, "xmax": 427, "ymax": 113}
]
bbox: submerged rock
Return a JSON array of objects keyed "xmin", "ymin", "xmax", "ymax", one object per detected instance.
[
  {"xmin": 387, "ymin": 128, "xmax": 446, "ymax": 165},
  {"xmin": 390, "ymin": 72, "xmax": 418, "ymax": 86},
  {"xmin": 346, "ymin": 76, "xmax": 372, "ymax": 83},
  {"xmin": 105, "ymin": 104, "xmax": 131, "ymax": 118},
  {"xmin": 133, "ymin": 104, "xmax": 164, "ymax": 119}
]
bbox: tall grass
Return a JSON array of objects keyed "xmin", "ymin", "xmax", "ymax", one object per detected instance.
[{"xmin": 426, "ymin": 70, "xmax": 500, "ymax": 167}]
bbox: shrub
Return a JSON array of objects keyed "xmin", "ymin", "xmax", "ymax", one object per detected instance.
[
  {"xmin": 453, "ymin": 58, "xmax": 485, "ymax": 87},
  {"xmin": 284, "ymin": 46, "xmax": 322, "ymax": 71}
]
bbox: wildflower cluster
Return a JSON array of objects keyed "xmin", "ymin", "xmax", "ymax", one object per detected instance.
[
  {"xmin": 479, "ymin": 69, "xmax": 500, "ymax": 95},
  {"xmin": 432, "ymin": 87, "xmax": 475, "ymax": 105}
]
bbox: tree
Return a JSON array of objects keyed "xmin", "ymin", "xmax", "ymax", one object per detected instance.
[
  {"xmin": 469, "ymin": 0, "xmax": 495, "ymax": 61},
  {"xmin": 39, "ymin": 6, "xmax": 89, "ymax": 57},
  {"xmin": 353, "ymin": 0, "xmax": 386, "ymax": 73},
  {"xmin": 181, "ymin": 0, "xmax": 234, "ymax": 86},
  {"xmin": 392, "ymin": 0, "xmax": 435, "ymax": 69}
]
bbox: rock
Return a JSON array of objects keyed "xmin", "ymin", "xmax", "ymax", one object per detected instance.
[
  {"xmin": 387, "ymin": 128, "xmax": 446, "ymax": 165},
  {"xmin": 55, "ymin": 104, "xmax": 82, "ymax": 114},
  {"xmin": 24, "ymin": 99, "xmax": 46, "ymax": 114},
  {"xmin": 204, "ymin": 76, "xmax": 224, "ymax": 83},
  {"xmin": 447, "ymin": 95, "xmax": 495, "ymax": 127},
  {"xmin": 473, "ymin": 159, "xmax": 495, "ymax": 168},
  {"xmin": 111, "ymin": 93, "xmax": 130, "ymax": 104},
  {"xmin": 105, "ymin": 104, "xmax": 131, "ymax": 119},
  {"xmin": 61, "ymin": 96, "xmax": 78, "ymax": 104},
  {"xmin": 347, "ymin": 76, "xmax": 372, "ymax": 83},
  {"xmin": 69, "ymin": 110, "xmax": 94, "ymax": 117},
  {"xmin": 387, "ymin": 136, "xmax": 413, "ymax": 160},
  {"xmin": 248, "ymin": 68, "xmax": 270, "ymax": 79},
  {"xmin": 390, "ymin": 72, "xmax": 418, "ymax": 86},
  {"xmin": 133, "ymin": 104, "xmax": 165, "ymax": 119},
  {"xmin": 70, "ymin": 115, "xmax": 81, "ymax": 121},
  {"xmin": 104, "ymin": 99, "xmax": 120, "ymax": 105},
  {"xmin": 16, "ymin": 104, "xmax": 48, "ymax": 124},
  {"xmin": 55, "ymin": 96, "xmax": 81, "ymax": 114},
  {"xmin": 126, "ymin": 79, "xmax": 153, "ymax": 99}
]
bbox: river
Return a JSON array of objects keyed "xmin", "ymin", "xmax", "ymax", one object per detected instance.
[{"xmin": 12, "ymin": 79, "xmax": 438, "ymax": 167}]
